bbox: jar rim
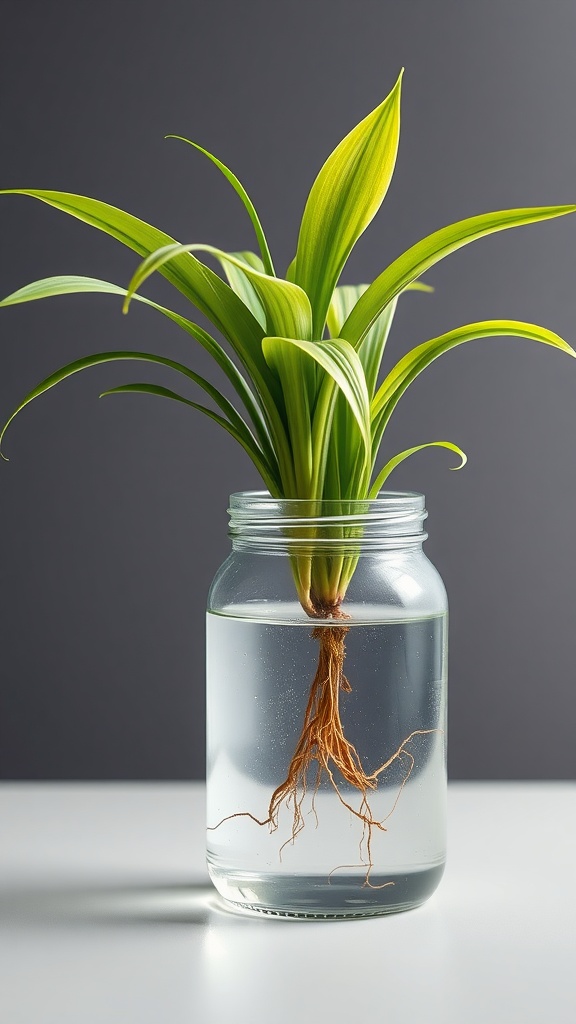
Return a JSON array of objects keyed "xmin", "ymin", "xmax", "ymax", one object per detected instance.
[
  {"xmin": 230, "ymin": 490, "xmax": 424, "ymax": 510},
  {"xmin": 228, "ymin": 491, "xmax": 427, "ymax": 549}
]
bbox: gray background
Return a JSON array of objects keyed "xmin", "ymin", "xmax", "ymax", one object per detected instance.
[{"xmin": 1, "ymin": 0, "xmax": 575, "ymax": 781}]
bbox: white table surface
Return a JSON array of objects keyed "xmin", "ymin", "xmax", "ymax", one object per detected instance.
[{"xmin": 0, "ymin": 782, "xmax": 574, "ymax": 1024}]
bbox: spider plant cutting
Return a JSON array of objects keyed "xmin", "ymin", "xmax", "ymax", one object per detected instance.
[{"xmin": 1, "ymin": 69, "xmax": 575, "ymax": 882}]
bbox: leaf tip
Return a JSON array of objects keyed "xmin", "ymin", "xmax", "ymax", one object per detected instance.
[
  {"xmin": 392, "ymin": 68, "xmax": 405, "ymax": 95},
  {"xmin": 450, "ymin": 450, "xmax": 467, "ymax": 471}
]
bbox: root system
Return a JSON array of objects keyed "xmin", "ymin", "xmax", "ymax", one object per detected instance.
[{"xmin": 210, "ymin": 606, "xmax": 437, "ymax": 886}]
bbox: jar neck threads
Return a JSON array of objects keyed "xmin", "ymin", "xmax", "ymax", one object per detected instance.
[{"xmin": 228, "ymin": 491, "xmax": 428, "ymax": 553}]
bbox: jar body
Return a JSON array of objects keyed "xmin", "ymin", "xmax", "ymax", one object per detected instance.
[{"xmin": 206, "ymin": 493, "xmax": 448, "ymax": 918}]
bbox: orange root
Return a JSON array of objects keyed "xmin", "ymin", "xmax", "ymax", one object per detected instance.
[{"xmin": 210, "ymin": 609, "xmax": 438, "ymax": 886}]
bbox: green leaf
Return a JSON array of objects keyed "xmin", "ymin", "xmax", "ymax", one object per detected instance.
[
  {"xmin": 210, "ymin": 249, "xmax": 313, "ymax": 341},
  {"xmin": 371, "ymin": 319, "xmax": 576, "ymax": 452},
  {"xmin": 328, "ymin": 285, "xmax": 398, "ymax": 398},
  {"xmin": 213, "ymin": 250, "xmax": 266, "ymax": 328},
  {"xmin": 124, "ymin": 242, "xmax": 313, "ymax": 341},
  {"xmin": 165, "ymin": 135, "xmax": 275, "ymax": 275},
  {"xmin": 260, "ymin": 338, "xmax": 313, "ymax": 495},
  {"xmin": 368, "ymin": 441, "xmax": 466, "ymax": 498},
  {"xmin": 292, "ymin": 71, "xmax": 403, "ymax": 337},
  {"xmin": 100, "ymin": 383, "xmax": 278, "ymax": 492},
  {"xmin": 285, "ymin": 256, "xmax": 297, "ymax": 283},
  {"xmin": 0, "ymin": 193, "xmax": 293, "ymax": 473},
  {"xmin": 328, "ymin": 280, "xmax": 433, "ymax": 397},
  {"xmin": 0, "ymin": 190, "xmax": 273, "ymax": 386},
  {"xmin": 0, "ymin": 276, "xmax": 131, "ymax": 307},
  {"xmin": 263, "ymin": 336, "xmax": 371, "ymax": 470},
  {"xmin": 403, "ymin": 281, "xmax": 435, "ymax": 294},
  {"xmin": 326, "ymin": 280, "xmax": 433, "ymax": 338},
  {"xmin": 0, "ymin": 349, "xmax": 279, "ymax": 493},
  {"xmin": 323, "ymin": 279, "xmax": 435, "ymax": 499},
  {"xmin": 0, "ymin": 274, "xmax": 276, "ymax": 467},
  {"xmin": 373, "ymin": 318, "xmax": 576, "ymax": 417},
  {"xmin": 341, "ymin": 206, "xmax": 576, "ymax": 346},
  {"xmin": 326, "ymin": 284, "xmax": 364, "ymax": 337}
]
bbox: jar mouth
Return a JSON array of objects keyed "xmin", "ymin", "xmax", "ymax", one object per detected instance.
[
  {"xmin": 230, "ymin": 489, "xmax": 423, "ymax": 509},
  {"xmin": 228, "ymin": 491, "xmax": 428, "ymax": 550}
]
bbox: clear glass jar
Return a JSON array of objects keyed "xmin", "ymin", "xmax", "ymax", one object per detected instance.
[{"xmin": 206, "ymin": 491, "xmax": 448, "ymax": 918}]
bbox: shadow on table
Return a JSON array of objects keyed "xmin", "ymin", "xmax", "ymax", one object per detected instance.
[{"xmin": 0, "ymin": 879, "xmax": 243, "ymax": 927}]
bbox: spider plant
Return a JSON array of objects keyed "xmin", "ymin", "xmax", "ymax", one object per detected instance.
[{"xmin": 2, "ymin": 69, "xmax": 575, "ymax": 844}]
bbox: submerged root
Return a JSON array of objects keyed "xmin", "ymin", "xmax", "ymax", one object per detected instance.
[{"xmin": 210, "ymin": 608, "xmax": 439, "ymax": 886}]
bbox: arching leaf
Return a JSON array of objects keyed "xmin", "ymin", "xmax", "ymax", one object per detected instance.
[
  {"xmin": 0, "ymin": 190, "xmax": 268, "ymax": 366},
  {"xmin": 0, "ymin": 274, "xmax": 276, "ymax": 465},
  {"xmin": 263, "ymin": 335, "xmax": 371, "ymax": 459},
  {"xmin": 328, "ymin": 285, "xmax": 398, "ymax": 399},
  {"xmin": 213, "ymin": 250, "xmax": 266, "ymax": 327},
  {"xmin": 371, "ymin": 319, "xmax": 576, "ymax": 453},
  {"xmin": 292, "ymin": 71, "xmax": 403, "ymax": 337},
  {"xmin": 328, "ymin": 281, "xmax": 433, "ymax": 395},
  {"xmin": 0, "ymin": 349, "xmax": 279, "ymax": 494},
  {"xmin": 373, "ymin": 319, "xmax": 575, "ymax": 417},
  {"xmin": 124, "ymin": 242, "xmax": 312, "ymax": 341},
  {"xmin": 341, "ymin": 206, "xmax": 576, "ymax": 346},
  {"xmin": 100, "ymin": 383, "xmax": 278, "ymax": 492},
  {"xmin": 165, "ymin": 135, "xmax": 275, "ymax": 275},
  {"xmin": 369, "ymin": 441, "xmax": 467, "ymax": 498}
]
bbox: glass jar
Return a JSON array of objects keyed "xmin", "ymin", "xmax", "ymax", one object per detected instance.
[{"xmin": 206, "ymin": 491, "xmax": 448, "ymax": 918}]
